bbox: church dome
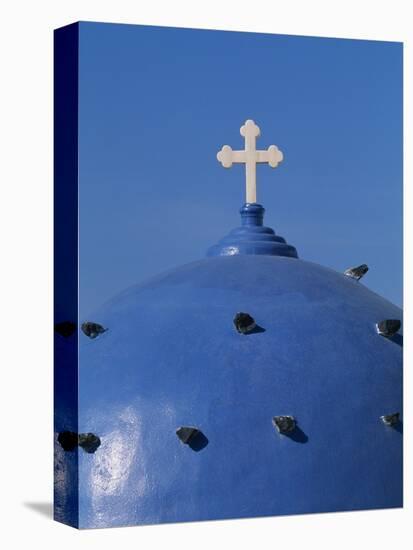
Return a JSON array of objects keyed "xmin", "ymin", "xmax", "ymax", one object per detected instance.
[{"xmin": 57, "ymin": 121, "xmax": 403, "ymax": 528}]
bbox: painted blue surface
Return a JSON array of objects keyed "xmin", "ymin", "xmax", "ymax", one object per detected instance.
[
  {"xmin": 71, "ymin": 250, "xmax": 402, "ymax": 528},
  {"xmin": 54, "ymin": 23, "xmax": 79, "ymax": 528}
]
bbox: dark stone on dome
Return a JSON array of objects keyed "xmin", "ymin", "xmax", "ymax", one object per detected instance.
[
  {"xmin": 344, "ymin": 264, "xmax": 369, "ymax": 281},
  {"xmin": 376, "ymin": 319, "xmax": 401, "ymax": 337},
  {"xmin": 176, "ymin": 427, "xmax": 209, "ymax": 451},
  {"xmin": 81, "ymin": 321, "xmax": 107, "ymax": 339},
  {"xmin": 57, "ymin": 431, "xmax": 78, "ymax": 452},
  {"xmin": 57, "ymin": 431, "xmax": 101, "ymax": 453},
  {"xmin": 381, "ymin": 413, "xmax": 400, "ymax": 427},
  {"xmin": 176, "ymin": 426, "xmax": 198, "ymax": 443},
  {"xmin": 78, "ymin": 433, "xmax": 101, "ymax": 453},
  {"xmin": 54, "ymin": 321, "xmax": 76, "ymax": 337},
  {"xmin": 273, "ymin": 416, "xmax": 296, "ymax": 434},
  {"xmin": 233, "ymin": 312, "xmax": 256, "ymax": 334}
]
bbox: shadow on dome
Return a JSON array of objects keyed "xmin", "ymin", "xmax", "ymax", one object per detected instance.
[
  {"xmin": 285, "ymin": 426, "xmax": 309, "ymax": 444},
  {"xmin": 388, "ymin": 333, "xmax": 403, "ymax": 347},
  {"xmin": 188, "ymin": 431, "xmax": 209, "ymax": 452},
  {"xmin": 392, "ymin": 421, "xmax": 403, "ymax": 435},
  {"xmin": 248, "ymin": 324, "xmax": 266, "ymax": 335}
]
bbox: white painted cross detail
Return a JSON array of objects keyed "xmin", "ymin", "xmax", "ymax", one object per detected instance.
[{"xmin": 217, "ymin": 120, "xmax": 283, "ymax": 204}]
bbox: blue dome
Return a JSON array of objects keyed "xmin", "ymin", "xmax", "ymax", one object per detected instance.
[{"xmin": 65, "ymin": 220, "xmax": 402, "ymax": 527}]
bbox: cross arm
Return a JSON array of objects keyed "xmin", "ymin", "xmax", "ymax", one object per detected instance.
[
  {"xmin": 217, "ymin": 145, "xmax": 283, "ymax": 169},
  {"xmin": 216, "ymin": 146, "xmax": 247, "ymax": 168},
  {"xmin": 256, "ymin": 145, "xmax": 283, "ymax": 167}
]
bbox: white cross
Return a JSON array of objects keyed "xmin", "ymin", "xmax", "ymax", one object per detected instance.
[{"xmin": 217, "ymin": 119, "xmax": 283, "ymax": 204}]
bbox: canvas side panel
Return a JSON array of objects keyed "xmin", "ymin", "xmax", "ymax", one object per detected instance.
[{"xmin": 53, "ymin": 23, "xmax": 79, "ymax": 529}]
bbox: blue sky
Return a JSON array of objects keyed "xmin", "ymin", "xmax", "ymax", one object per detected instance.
[{"xmin": 78, "ymin": 22, "xmax": 402, "ymax": 316}]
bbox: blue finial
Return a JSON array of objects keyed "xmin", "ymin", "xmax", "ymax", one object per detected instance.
[
  {"xmin": 206, "ymin": 203, "xmax": 298, "ymax": 258},
  {"xmin": 240, "ymin": 202, "xmax": 265, "ymax": 226}
]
